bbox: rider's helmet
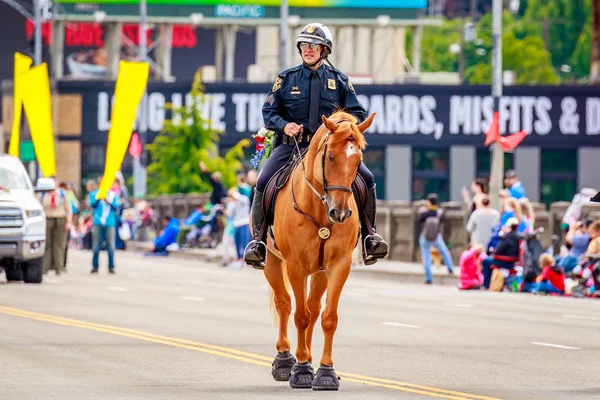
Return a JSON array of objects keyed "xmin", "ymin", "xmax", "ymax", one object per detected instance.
[{"xmin": 296, "ymin": 23, "xmax": 333, "ymax": 56}]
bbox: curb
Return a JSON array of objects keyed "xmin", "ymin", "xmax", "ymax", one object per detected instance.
[{"xmin": 124, "ymin": 241, "xmax": 459, "ymax": 287}]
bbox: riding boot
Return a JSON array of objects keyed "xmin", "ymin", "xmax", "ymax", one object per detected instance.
[
  {"xmin": 361, "ymin": 187, "xmax": 389, "ymax": 265},
  {"xmin": 243, "ymin": 189, "xmax": 268, "ymax": 269}
]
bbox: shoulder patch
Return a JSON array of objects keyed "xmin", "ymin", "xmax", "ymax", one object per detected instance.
[
  {"xmin": 265, "ymin": 93, "xmax": 275, "ymax": 105},
  {"xmin": 348, "ymin": 80, "xmax": 355, "ymax": 93},
  {"xmin": 272, "ymin": 77, "xmax": 282, "ymax": 92}
]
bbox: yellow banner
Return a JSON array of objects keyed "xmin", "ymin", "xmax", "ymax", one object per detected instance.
[
  {"xmin": 20, "ymin": 63, "xmax": 56, "ymax": 177},
  {"xmin": 9, "ymin": 53, "xmax": 33, "ymax": 157},
  {"xmin": 97, "ymin": 61, "xmax": 149, "ymax": 199}
]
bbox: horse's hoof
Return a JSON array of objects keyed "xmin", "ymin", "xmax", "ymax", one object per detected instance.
[
  {"xmin": 289, "ymin": 361, "xmax": 314, "ymax": 389},
  {"xmin": 271, "ymin": 351, "xmax": 296, "ymax": 382},
  {"xmin": 312, "ymin": 365, "xmax": 340, "ymax": 391}
]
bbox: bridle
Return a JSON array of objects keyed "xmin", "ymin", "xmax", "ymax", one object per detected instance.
[
  {"xmin": 291, "ymin": 119, "xmax": 353, "ymax": 205},
  {"xmin": 288, "ymin": 119, "xmax": 355, "ymax": 272}
]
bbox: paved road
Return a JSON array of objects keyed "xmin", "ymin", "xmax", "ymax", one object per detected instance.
[{"xmin": 1, "ymin": 250, "xmax": 599, "ymax": 400}]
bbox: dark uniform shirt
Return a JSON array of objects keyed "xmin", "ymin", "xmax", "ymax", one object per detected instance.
[{"xmin": 263, "ymin": 63, "xmax": 367, "ymax": 137}]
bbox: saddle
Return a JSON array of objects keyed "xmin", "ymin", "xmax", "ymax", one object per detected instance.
[{"xmin": 262, "ymin": 149, "xmax": 369, "ymax": 231}]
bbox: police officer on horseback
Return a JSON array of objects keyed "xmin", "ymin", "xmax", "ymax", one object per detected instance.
[{"xmin": 244, "ymin": 22, "xmax": 388, "ymax": 269}]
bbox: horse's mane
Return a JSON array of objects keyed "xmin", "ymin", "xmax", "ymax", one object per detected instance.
[{"xmin": 321, "ymin": 110, "xmax": 367, "ymax": 150}]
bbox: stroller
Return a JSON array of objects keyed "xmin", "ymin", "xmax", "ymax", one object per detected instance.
[
  {"xmin": 181, "ymin": 204, "xmax": 225, "ymax": 249},
  {"xmin": 521, "ymin": 229, "xmax": 560, "ymax": 286}
]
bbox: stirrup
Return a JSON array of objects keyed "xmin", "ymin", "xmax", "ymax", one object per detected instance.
[
  {"xmin": 362, "ymin": 233, "xmax": 388, "ymax": 265},
  {"xmin": 243, "ymin": 240, "xmax": 267, "ymax": 270}
]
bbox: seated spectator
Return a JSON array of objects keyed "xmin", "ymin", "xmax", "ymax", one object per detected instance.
[
  {"xmin": 146, "ymin": 216, "xmax": 180, "ymax": 256},
  {"xmin": 523, "ymin": 254, "xmax": 565, "ymax": 295},
  {"xmin": 177, "ymin": 204, "xmax": 209, "ymax": 245},
  {"xmin": 482, "ymin": 217, "xmax": 522, "ymax": 289},
  {"xmin": 557, "ymin": 220, "xmax": 591, "ymax": 273},
  {"xmin": 459, "ymin": 244, "xmax": 485, "ymax": 290},
  {"xmin": 488, "ymin": 196, "xmax": 526, "ymax": 252},
  {"xmin": 571, "ymin": 220, "xmax": 600, "ymax": 279}
]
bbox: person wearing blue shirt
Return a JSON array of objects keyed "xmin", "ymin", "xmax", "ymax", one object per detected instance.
[
  {"xmin": 487, "ymin": 191, "xmax": 528, "ymax": 252},
  {"xmin": 244, "ymin": 22, "xmax": 388, "ymax": 269},
  {"xmin": 504, "ymin": 170, "xmax": 526, "ymax": 200},
  {"xmin": 151, "ymin": 216, "xmax": 180, "ymax": 254},
  {"xmin": 88, "ymin": 186, "xmax": 120, "ymax": 274}
]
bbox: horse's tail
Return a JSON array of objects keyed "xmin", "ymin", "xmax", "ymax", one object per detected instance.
[{"xmin": 268, "ymin": 261, "xmax": 291, "ymax": 326}]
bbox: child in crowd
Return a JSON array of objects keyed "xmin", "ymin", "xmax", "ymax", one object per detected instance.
[
  {"xmin": 523, "ymin": 254, "xmax": 565, "ymax": 295},
  {"xmin": 458, "ymin": 244, "xmax": 485, "ymax": 290}
]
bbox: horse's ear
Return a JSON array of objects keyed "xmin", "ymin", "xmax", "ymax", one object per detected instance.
[
  {"xmin": 322, "ymin": 115, "xmax": 337, "ymax": 133},
  {"xmin": 356, "ymin": 113, "xmax": 376, "ymax": 133}
]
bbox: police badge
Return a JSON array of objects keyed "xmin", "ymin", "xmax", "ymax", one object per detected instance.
[{"xmin": 306, "ymin": 25, "xmax": 316, "ymax": 34}]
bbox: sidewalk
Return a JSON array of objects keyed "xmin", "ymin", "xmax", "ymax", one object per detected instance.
[{"xmin": 125, "ymin": 241, "xmax": 460, "ymax": 287}]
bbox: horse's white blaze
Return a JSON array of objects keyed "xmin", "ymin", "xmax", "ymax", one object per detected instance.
[{"xmin": 345, "ymin": 142, "xmax": 357, "ymax": 157}]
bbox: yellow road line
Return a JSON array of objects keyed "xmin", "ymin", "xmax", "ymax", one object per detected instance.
[{"xmin": 0, "ymin": 306, "xmax": 501, "ymax": 400}]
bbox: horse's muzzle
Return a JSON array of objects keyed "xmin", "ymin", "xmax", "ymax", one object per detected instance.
[{"xmin": 328, "ymin": 207, "xmax": 352, "ymax": 224}]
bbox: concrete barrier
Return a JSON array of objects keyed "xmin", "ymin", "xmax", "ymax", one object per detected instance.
[{"xmin": 144, "ymin": 193, "xmax": 598, "ymax": 264}]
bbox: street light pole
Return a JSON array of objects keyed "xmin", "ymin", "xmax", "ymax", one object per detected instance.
[
  {"xmin": 280, "ymin": 0, "xmax": 288, "ymax": 71},
  {"xmin": 489, "ymin": 0, "xmax": 504, "ymax": 210},
  {"xmin": 33, "ymin": 0, "xmax": 42, "ymax": 66},
  {"xmin": 139, "ymin": 0, "xmax": 147, "ymax": 62},
  {"xmin": 134, "ymin": 0, "xmax": 148, "ymax": 198}
]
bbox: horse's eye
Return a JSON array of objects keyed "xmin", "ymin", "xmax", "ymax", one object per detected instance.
[{"xmin": 328, "ymin": 153, "xmax": 334, "ymax": 162}]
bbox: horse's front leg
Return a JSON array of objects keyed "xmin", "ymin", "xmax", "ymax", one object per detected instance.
[
  {"xmin": 264, "ymin": 253, "xmax": 295, "ymax": 382},
  {"xmin": 306, "ymin": 272, "xmax": 328, "ymax": 362},
  {"xmin": 313, "ymin": 257, "xmax": 351, "ymax": 391},
  {"xmin": 288, "ymin": 269, "xmax": 315, "ymax": 389}
]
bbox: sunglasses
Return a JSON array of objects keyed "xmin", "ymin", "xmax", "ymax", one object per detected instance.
[{"xmin": 299, "ymin": 42, "xmax": 321, "ymax": 52}]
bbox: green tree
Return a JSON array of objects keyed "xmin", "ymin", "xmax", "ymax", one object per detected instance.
[
  {"xmin": 406, "ymin": 12, "xmax": 559, "ymax": 84},
  {"xmin": 465, "ymin": 29, "xmax": 560, "ymax": 85},
  {"xmin": 592, "ymin": 0, "xmax": 600, "ymax": 84},
  {"xmin": 406, "ymin": 18, "xmax": 462, "ymax": 72},
  {"xmin": 146, "ymin": 70, "xmax": 250, "ymax": 195},
  {"xmin": 569, "ymin": 0, "xmax": 592, "ymax": 81},
  {"xmin": 524, "ymin": 0, "xmax": 587, "ymax": 70}
]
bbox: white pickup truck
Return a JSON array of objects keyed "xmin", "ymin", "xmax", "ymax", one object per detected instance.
[{"xmin": 0, "ymin": 154, "xmax": 55, "ymax": 283}]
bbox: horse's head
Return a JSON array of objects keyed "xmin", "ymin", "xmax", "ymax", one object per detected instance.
[{"xmin": 314, "ymin": 111, "xmax": 375, "ymax": 224}]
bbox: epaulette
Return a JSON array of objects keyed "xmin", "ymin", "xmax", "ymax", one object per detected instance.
[{"xmin": 279, "ymin": 64, "xmax": 302, "ymax": 78}]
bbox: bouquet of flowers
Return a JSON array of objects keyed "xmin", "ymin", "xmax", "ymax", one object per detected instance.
[{"xmin": 250, "ymin": 127, "xmax": 275, "ymax": 168}]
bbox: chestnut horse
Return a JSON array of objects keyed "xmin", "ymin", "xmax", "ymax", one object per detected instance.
[{"xmin": 264, "ymin": 110, "xmax": 375, "ymax": 391}]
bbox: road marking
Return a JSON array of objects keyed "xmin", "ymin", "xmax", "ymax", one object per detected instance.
[
  {"xmin": 107, "ymin": 286, "xmax": 129, "ymax": 292},
  {"xmin": 563, "ymin": 314, "xmax": 598, "ymax": 321},
  {"xmin": 382, "ymin": 322, "xmax": 422, "ymax": 329},
  {"xmin": 444, "ymin": 303, "xmax": 472, "ymax": 309},
  {"xmin": 530, "ymin": 342, "xmax": 581, "ymax": 350},
  {"xmin": 180, "ymin": 296, "xmax": 206, "ymax": 302},
  {"xmin": 0, "ymin": 306, "xmax": 500, "ymax": 400}
]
